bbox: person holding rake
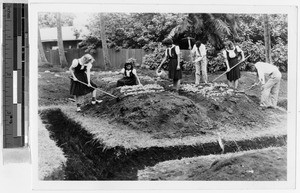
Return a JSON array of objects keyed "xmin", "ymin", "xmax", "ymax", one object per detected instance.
[
  {"xmin": 69, "ymin": 54, "xmax": 102, "ymax": 112},
  {"xmin": 222, "ymin": 41, "xmax": 245, "ymax": 89}
]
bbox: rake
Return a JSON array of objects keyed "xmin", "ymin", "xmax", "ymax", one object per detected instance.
[
  {"xmin": 70, "ymin": 77, "xmax": 118, "ymax": 99},
  {"xmin": 212, "ymin": 55, "xmax": 251, "ymax": 82}
]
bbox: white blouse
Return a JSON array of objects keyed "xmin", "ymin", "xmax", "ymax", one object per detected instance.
[
  {"xmin": 223, "ymin": 46, "xmax": 242, "ymax": 59},
  {"xmin": 120, "ymin": 68, "xmax": 137, "ymax": 77},
  {"xmin": 71, "ymin": 59, "xmax": 92, "ymax": 71}
]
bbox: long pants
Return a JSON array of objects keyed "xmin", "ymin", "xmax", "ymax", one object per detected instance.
[
  {"xmin": 261, "ymin": 71, "xmax": 282, "ymax": 107},
  {"xmin": 195, "ymin": 57, "xmax": 208, "ymax": 84}
]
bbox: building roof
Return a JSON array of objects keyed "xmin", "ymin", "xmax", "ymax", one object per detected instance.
[{"xmin": 40, "ymin": 26, "xmax": 89, "ymax": 42}]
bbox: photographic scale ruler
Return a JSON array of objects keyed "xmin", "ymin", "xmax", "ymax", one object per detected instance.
[{"xmin": 2, "ymin": 3, "xmax": 29, "ymax": 148}]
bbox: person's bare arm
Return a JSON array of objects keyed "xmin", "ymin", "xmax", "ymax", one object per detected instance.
[
  {"xmin": 176, "ymin": 46, "xmax": 180, "ymax": 70},
  {"xmin": 69, "ymin": 60, "xmax": 78, "ymax": 81}
]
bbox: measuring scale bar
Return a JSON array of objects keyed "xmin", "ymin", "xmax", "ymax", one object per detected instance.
[{"xmin": 2, "ymin": 3, "xmax": 28, "ymax": 148}]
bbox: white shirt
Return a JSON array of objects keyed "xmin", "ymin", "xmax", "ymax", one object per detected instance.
[
  {"xmin": 120, "ymin": 68, "xmax": 137, "ymax": 77},
  {"xmin": 222, "ymin": 46, "xmax": 242, "ymax": 59},
  {"xmin": 255, "ymin": 62, "xmax": 280, "ymax": 84},
  {"xmin": 191, "ymin": 44, "xmax": 206, "ymax": 58},
  {"xmin": 70, "ymin": 59, "xmax": 92, "ymax": 71},
  {"xmin": 165, "ymin": 45, "xmax": 180, "ymax": 57}
]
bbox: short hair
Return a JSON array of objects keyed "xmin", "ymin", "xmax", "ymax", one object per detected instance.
[
  {"xmin": 124, "ymin": 62, "xmax": 133, "ymax": 69},
  {"xmin": 195, "ymin": 41, "xmax": 201, "ymax": 47},
  {"xmin": 225, "ymin": 40, "xmax": 234, "ymax": 47},
  {"xmin": 82, "ymin": 54, "xmax": 95, "ymax": 64},
  {"xmin": 162, "ymin": 38, "xmax": 173, "ymax": 46}
]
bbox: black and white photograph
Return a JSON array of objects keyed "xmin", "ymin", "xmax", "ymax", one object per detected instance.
[{"xmin": 28, "ymin": 1, "xmax": 297, "ymax": 191}]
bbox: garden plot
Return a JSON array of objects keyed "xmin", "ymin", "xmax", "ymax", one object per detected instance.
[{"xmin": 38, "ymin": 70, "xmax": 287, "ymax": 180}]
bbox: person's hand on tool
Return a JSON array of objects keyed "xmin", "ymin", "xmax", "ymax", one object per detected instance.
[
  {"xmin": 87, "ymin": 82, "xmax": 92, "ymax": 87},
  {"xmin": 73, "ymin": 77, "xmax": 78, "ymax": 81},
  {"xmin": 226, "ymin": 67, "xmax": 231, "ymax": 72},
  {"xmin": 261, "ymin": 84, "xmax": 265, "ymax": 91}
]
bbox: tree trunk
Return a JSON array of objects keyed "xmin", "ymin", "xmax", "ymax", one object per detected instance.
[
  {"xmin": 56, "ymin": 12, "xmax": 68, "ymax": 67},
  {"xmin": 263, "ymin": 14, "xmax": 272, "ymax": 63},
  {"xmin": 99, "ymin": 13, "xmax": 111, "ymax": 70},
  {"xmin": 38, "ymin": 27, "xmax": 50, "ymax": 66}
]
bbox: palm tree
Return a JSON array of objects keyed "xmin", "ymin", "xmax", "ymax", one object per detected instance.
[
  {"xmin": 168, "ymin": 13, "xmax": 239, "ymax": 50},
  {"xmin": 99, "ymin": 13, "xmax": 111, "ymax": 70},
  {"xmin": 38, "ymin": 27, "xmax": 50, "ymax": 66},
  {"xmin": 263, "ymin": 14, "xmax": 272, "ymax": 63},
  {"xmin": 56, "ymin": 12, "xmax": 68, "ymax": 67}
]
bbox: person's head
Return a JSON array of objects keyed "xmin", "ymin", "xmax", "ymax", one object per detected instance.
[
  {"xmin": 195, "ymin": 41, "xmax": 201, "ymax": 47},
  {"xmin": 81, "ymin": 54, "xmax": 95, "ymax": 64},
  {"xmin": 162, "ymin": 38, "xmax": 173, "ymax": 48},
  {"xmin": 124, "ymin": 62, "xmax": 133, "ymax": 70},
  {"xmin": 248, "ymin": 63, "xmax": 258, "ymax": 76},
  {"xmin": 224, "ymin": 41, "xmax": 235, "ymax": 50}
]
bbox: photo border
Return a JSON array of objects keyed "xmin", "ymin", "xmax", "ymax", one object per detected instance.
[{"xmin": 29, "ymin": 0, "xmax": 298, "ymax": 191}]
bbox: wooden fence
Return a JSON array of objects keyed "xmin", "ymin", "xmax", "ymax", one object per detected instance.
[{"xmin": 44, "ymin": 48, "xmax": 191, "ymax": 70}]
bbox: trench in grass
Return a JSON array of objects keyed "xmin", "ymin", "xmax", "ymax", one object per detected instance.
[{"xmin": 40, "ymin": 108, "xmax": 287, "ymax": 180}]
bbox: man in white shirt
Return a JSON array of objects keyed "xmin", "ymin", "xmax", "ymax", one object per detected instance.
[
  {"xmin": 191, "ymin": 41, "xmax": 207, "ymax": 84},
  {"xmin": 253, "ymin": 62, "xmax": 282, "ymax": 108}
]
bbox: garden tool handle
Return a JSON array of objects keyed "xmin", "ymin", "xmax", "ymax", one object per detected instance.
[
  {"xmin": 70, "ymin": 77, "xmax": 118, "ymax": 98},
  {"xmin": 212, "ymin": 55, "xmax": 251, "ymax": 82}
]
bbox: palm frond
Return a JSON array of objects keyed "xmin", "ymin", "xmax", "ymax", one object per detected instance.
[
  {"xmin": 212, "ymin": 19, "xmax": 231, "ymax": 35},
  {"xmin": 167, "ymin": 14, "xmax": 190, "ymax": 38}
]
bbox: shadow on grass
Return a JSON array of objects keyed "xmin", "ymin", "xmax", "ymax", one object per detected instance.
[{"xmin": 39, "ymin": 108, "xmax": 287, "ymax": 180}]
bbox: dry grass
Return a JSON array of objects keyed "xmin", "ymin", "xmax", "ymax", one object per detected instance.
[
  {"xmin": 38, "ymin": 117, "xmax": 67, "ymax": 180},
  {"xmin": 39, "ymin": 104, "xmax": 286, "ymax": 150},
  {"xmin": 138, "ymin": 146, "xmax": 287, "ymax": 180}
]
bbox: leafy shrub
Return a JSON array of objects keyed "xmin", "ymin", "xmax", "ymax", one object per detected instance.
[
  {"xmin": 181, "ymin": 59, "xmax": 194, "ymax": 72},
  {"xmin": 207, "ymin": 52, "xmax": 226, "ymax": 73},
  {"xmin": 238, "ymin": 40, "xmax": 266, "ymax": 70},
  {"xmin": 142, "ymin": 43, "xmax": 168, "ymax": 70},
  {"xmin": 238, "ymin": 40, "xmax": 287, "ymax": 72},
  {"xmin": 271, "ymin": 38, "xmax": 288, "ymax": 72}
]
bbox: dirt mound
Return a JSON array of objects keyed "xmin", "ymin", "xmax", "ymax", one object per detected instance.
[
  {"xmin": 83, "ymin": 91, "xmax": 216, "ymax": 139},
  {"xmin": 81, "ymin": 83, "xmax": 273, "ymax": 138},
  {"xmin": 179, "ymin": 84, "xmax": 268, "ymax": 128}
]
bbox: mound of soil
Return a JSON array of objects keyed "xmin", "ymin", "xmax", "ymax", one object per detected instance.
[
  {"xmin": 81, "ymin": 83, "xmax": 276, "ymax": 139},
  {"xmin": 83, "ymin": 92, "xmax": 216, "ymax": 139},
  {"xmin": 180, "ymin": 90, "xmax": 268, "ymax": 128}
]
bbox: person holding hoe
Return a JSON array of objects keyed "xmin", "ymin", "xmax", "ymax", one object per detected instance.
[
  {"xmin": 69, "ymin": 54, "xmax": 102, "ymax": 112},
  {"xmin": 250, "ymin": 62, "xmax": 282, "ymax": 109},
  {"xmin": 191, "ymin": 40, "xmax": 208, "ymax": 84},
  {"xmin": 222, "ymin": 40, "xmax": 245, "ymax": 89},
  {"xmin": 157, "ymin": 38, "xmax": 182, "ymax": 91},
  {"xmin": 116, "ymin": 61, "xmax": 142, "ymax": 87}
]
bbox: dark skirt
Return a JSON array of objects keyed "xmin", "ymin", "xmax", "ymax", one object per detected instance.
[
  {"xmin": 226, "ymin": 57, "xmax": 241, "ymax": 81},
  {"xmin": 117, "ymin": 76, "xmax": 137, "ymax": 87},
  {"xmin": 70, "ymin": 74, "xmax": 97, "ymax": 97},
  {"xmin": 168, "ymin": 58, "xmax": 182, "ymax": 81}
]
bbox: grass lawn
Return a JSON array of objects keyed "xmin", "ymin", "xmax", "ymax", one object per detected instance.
[
  {"xmin": 138, "ymin": 146, "xmax": 287, "ymax": 181},
  {"xmin": 38, "ymin": 117, "xmax": 66, "ymax": 180}
]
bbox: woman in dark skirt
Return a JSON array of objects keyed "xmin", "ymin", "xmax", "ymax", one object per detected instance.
[
  {"xmin": 116, "ymin": 62, "xmax": 141, "ymax": 87},
  {"xmin": 223, "ymin": 41, "xmax": 245, "ymax": 89},
  {"xmin": 157, "ymin": 38, "xmax": 182, "ymax": 91},
  {"xmin": 69, "ymin": 54, "xmax": 102, "ymax": 112}
]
